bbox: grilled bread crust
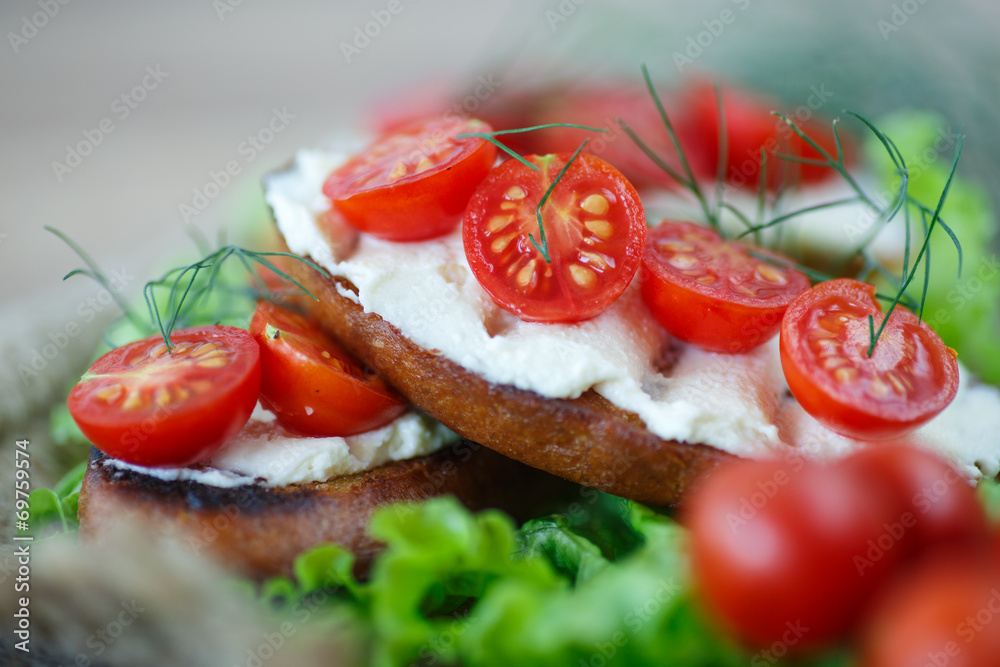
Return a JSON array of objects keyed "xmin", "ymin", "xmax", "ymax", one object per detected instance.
[
  {"xmin": 79, "ymin": 442, "xmax": 570, "ymax": 580},
  {"xmin": 286, "ymin": 261, "xmax": 732, "ymax": 507}
]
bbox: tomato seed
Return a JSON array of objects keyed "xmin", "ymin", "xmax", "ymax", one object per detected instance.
[
  {"xmin": 154, "ymin": 386, "xmax": 171, "ymax": 408},
  {"xmin": 505, "ymin": 185, "xmax": 526, "ymax": 200},
  {"xmin": 516, "ymin": 260, "xmax": 538, "ymax": 289},
  {"xmin": 386, "ymin": 160, "xmax": 407, "ymax": 182},
  {"xmin": 668, "ymin": 254, "xmax": 698, "ymax": 269},
  {"xmin": 569, "ymin": 264, "xmax": 597, "ymax": 288},
  {"xmin": 584, "ymin": 219, "xmax": 614, "ymax": 240},
  {"xmin": 486, "ymin": 214, "xmax": 513, "ymax": 233},
  {"xmin": 95, "ymin": 384, "xmax": 124, "ymax": 403},
  {"xmin": 834, "ymin": 367, "xmax": 858, "ymax": 383},
  {"xmin": 755, "ymin": 263, "xmax": 788, "ymax": 285},
  {"xmin": 580, "ymin": 194, "xmax": 610, "ymax": 215},
  {"xmin": 491, "ymin": 234, "xmax": 515, "ymax": 254},
  {"xmin": 580, "ymin": 250, "xmax": 609, "ymax": 270}
]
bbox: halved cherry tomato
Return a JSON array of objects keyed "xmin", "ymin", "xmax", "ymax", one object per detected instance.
[
  {"xmin": 67, "ymin": 326, "xmax": 260, "ymax": 467},
  {"xmin": 322, "ymin": 117, "xmax": 497, "ymax": 241},
  {"xmin": 249, "ymin": 300, "xmax": 406, "ymax": 436},
  {"xmin": 463, "ymin": 152, "xmax": 646, "ymax": 323},
  {"xmin": 688, "ymin": 455, "xmax": 902, "ymax": 648},
  {"xmin": 640, "ymin": 221, "xmax": 809, "ymax": 353},
  {"xmin": 780, "ymin": 279, "xmax": 959, "ymax": 440},
  {"xmin": 676, "ymin": 80, "xmax": 849, "ymax": 190}
]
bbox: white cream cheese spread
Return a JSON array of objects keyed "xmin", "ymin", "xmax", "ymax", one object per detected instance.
[
  {"xmin": 104, "ymin": 405, "xmax": 458, "ymax": 487},
  {"xmin": 264, "ymin": 148, "xmax": 1000, "ymax": 480}
]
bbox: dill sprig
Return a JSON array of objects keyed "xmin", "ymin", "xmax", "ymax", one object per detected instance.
[
  {"xmin": 45, "ymin": 226, "xmax": 147, "ymax": 331},
  {"xmin": 623, "ymin": 65, "xmax": 965, "ymax": 354},
  {"xmin": 866, "ymin": 135, "xmax": 963, "ymax": 355},
  {"xmin": 756, "ymin": 111, "xmax": 964, "ymax": 354},
  {"xmin": 50, "ymin": 225, "xmax": 330, "ymax": 353},
  {"xmin": 143, "ymin": 245, "xmax": 327, "ymax": 351},
  {"xmin": 530, "ymin": 140, "xmax": 590, "ymax": 263},
  {"xmin": 618, "ymin": 64, "xmax": 722, "ymax": 231},
  {"xmin": 456, "ymin": 123, "xmax": 608, "ymax": 172}
]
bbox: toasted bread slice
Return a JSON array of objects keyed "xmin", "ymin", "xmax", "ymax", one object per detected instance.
[
  {"xmin": 285, "ymin": 261, "xmax": 732, "ymax": 507},
  {"xmin": 79, "ymin": 441, "xmax": 570, "ymax": 580}
]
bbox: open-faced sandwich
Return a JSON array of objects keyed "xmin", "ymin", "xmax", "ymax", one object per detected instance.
[
  {"xmin": 60, "ymin": 72, "xmax": 1000, "ymax": 666},
  {"xmin": 262, "ymin": 76, "xmax": 1000, "ymax": 508}
]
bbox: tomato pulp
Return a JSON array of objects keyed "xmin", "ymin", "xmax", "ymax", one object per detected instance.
[
  {"xmin": 249, "ymin": 301, "xmax": 406, "ymax": 436},
  {"xmin": 67, "ymin": 326, "xmax": 260, "ymax": 467},
  {"xmin": 323, "ymin": 117, "xmax": 497, "ymax": 241},
  {"xmin": 640, "ymin": 221, "xmax": 809, "ymax": 353}
]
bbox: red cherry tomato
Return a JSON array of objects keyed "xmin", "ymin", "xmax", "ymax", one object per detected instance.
[
  {"xmin": 528, "ymin": 85, "xmax": 684, "ymax": 189},
  {"xmin": 322, "ymin": 117, "xmax": 497, "ymax": 241},
  {"xmin": 249, "ymin": 301, "xmax": 406, "ymax": 436},
  {"xmin": 463, "ymin": 152, "xmax": 646, "ymax": 323},
  {"xmin": 842, "ymin": 444, "xmax": 988, "ymax": 557},
  {"xmin": 860, "ymin": 551, "xmax": 1000, "ymax": 667},
  {"xmin": 688, "ymin": 456, "xmax": 902, "ymax": 648},
  {"xmin": 676, "ymin": 80, "xmax": 848, "ymax": 190},
  {"xmin": 640, "ymin": 221, "xmax": 809, "ymax": 353},
  {"xmin": 780, "ymin": 279, "xmax": 959, "ymax": 441},
  {"xmin": 67, "ymin": 327, "xmax": 260, "ymax": 467}
]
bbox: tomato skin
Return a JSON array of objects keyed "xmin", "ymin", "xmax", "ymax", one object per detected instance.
[
  {"xmin": 67, "ymin": 327, "xmax": 260, "ymax": 467},
  {"xmin": 640, "ymin": 221, "xmax": 809, "ymax": 353},
  {"xmin": 780, "ymin": 279, "xmax": 959, "ymax": 441},
  {"xmin": 249, "ymin": 301, "xmax": 406, "ymax": 436},
  {"xmin": 463, "ymin": 152, "xmax": 646, "ymax": 323},
  {"xmin": 842, "ymin": 445, "xmax": 989, "ymax": 558},
  {"xmin": 859, "ymin": 551, "xmax": 1000, "ymax": 667},
  {"xmin": 322, "ymin": 117, "xmax": 497, "ymax": 242},
  {"xmin": 676, "ymin": 80, "xmax": 849, "ymax": 190},
  {"xmin": 528, "ymin": 85, "xmax": 685, "ymax": 190},
  {"xmin": 688, "ymin": 456, "xmax": 902, "ymax": 648}
]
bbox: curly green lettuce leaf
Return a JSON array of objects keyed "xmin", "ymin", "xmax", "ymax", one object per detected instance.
[
  {"xmin": 865, "ymin": 111, "xmax": 1000, "ymax": 384},
  {"xmin": 262, "ymin": 495, "xmax": 860, "ymax": 667}
]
